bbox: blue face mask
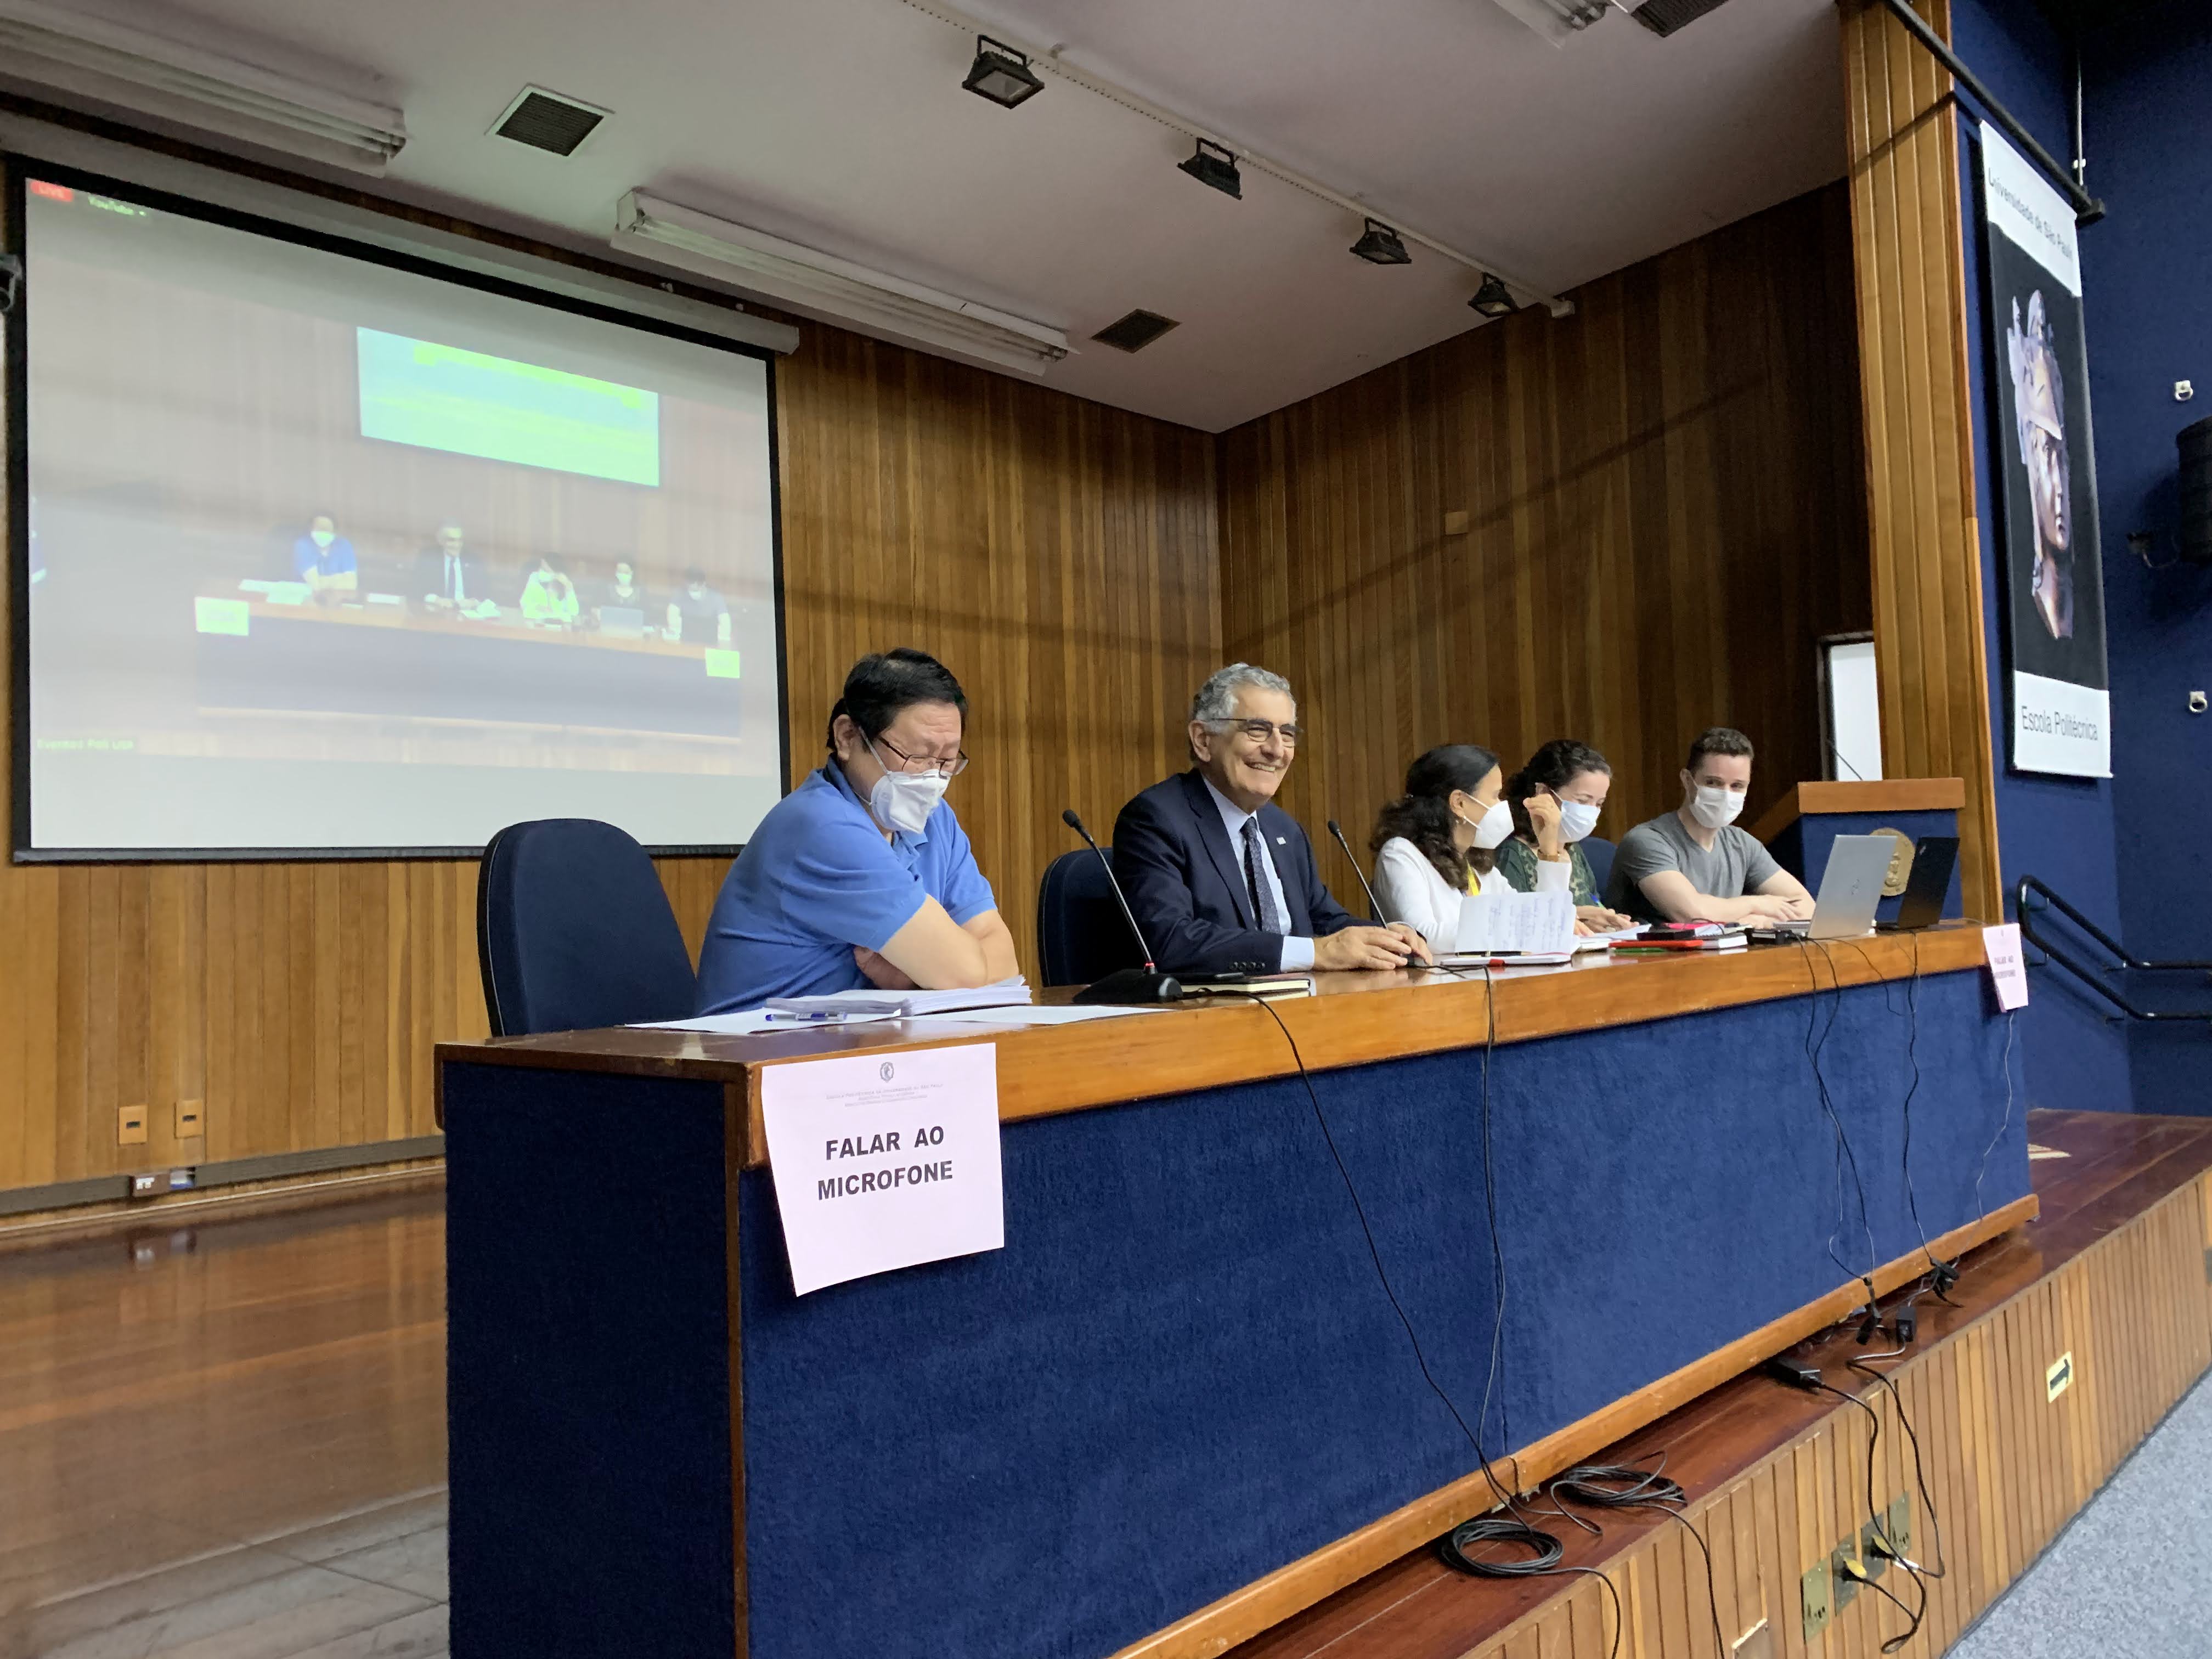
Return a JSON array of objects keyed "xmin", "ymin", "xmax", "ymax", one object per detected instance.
[{"xmin": 1559, "ymin": 800, "xmax": 1602, "ymax": 842}]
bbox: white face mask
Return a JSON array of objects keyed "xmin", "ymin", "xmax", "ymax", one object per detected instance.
[
  {"xmin": 865, "ymin": 742, "xmax": 949, "ymax": 836},
  {"xmin": 1457, "ymin": 797, "xmax": 1514, "ymax": 851},
  {"xmin": 309, "ymin": 529, "xmax": 335, "ymax": 549},
  {"xmin": 1689, "ymin": 785, "xmax": 1743, "ymax": 831},
  {"xmin": 1559, "ymin": 800, "xmax": 1602, "ymax": 843}
]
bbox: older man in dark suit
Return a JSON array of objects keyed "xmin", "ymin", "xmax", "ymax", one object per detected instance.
[{"xmin": 1113, "ymin": 664, "xmax": 1431, "ymax": 979}]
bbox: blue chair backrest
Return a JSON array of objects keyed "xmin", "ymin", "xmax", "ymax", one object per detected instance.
[
  {"xmin": 1580, "ymin": 834, "xmax": 1616, "ymax": 899},
  {"xmin": 477, "ymin": 819, "xmax": 698, "ymax": 1036},
  {"xmin": 1036, "ymin": 848, "xmax": 1144, "ymax": 988}
]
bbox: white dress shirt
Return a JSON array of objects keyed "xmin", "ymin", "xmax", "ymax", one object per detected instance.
[
  {"xmin": 1200, "ymin": 776, "xmax": 1316, "ymax": 973},
  {"xmin": 1373, "ymin": 836, "xmax": 1568, "ymax": 947}
]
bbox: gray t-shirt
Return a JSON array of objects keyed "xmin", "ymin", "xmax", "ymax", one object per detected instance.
[{"xmin": 1605, "ymin": 812, "xmax": 1782, "ymax": 923}]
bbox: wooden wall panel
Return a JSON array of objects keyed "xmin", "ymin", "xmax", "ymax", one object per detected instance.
[
  {"xmin": 1839, "ymin": 0, "xmax": 2004, "ymax": 923},
  {"xmin": 0, "ymin": 171, "xmax": 1217, "ymax": 1193},
  {"xmin": 773, "ymin": 325, "xmax": 1221, "ymax": 970},
  {"xmin": 1217, "ymin": 185, "xmax": 1872, "ymax": 909}
]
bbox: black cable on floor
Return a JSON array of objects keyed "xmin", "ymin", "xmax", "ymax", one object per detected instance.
[
  {"xmin": 1792, "ymin": 939, "xmax": 1881, "ymax": 1313},
  {"xmin": 1830, "ymin": 933, "xmax": 1961, "ymax": 1300},
  {"xmin": 1440, "ymin": 1514, "xmax": 1623, "ymax": 1659},
  {"xmin": 1812, "ymin": 1375, "xmax": 1931, "ymax": 1653},
  {"xmin": 1550, "ymin": 1462, "xmax": 1726, "ymax": 1658},
  {"xmin": 1976, "ymin": 1008, "xmax": 2021, "ymax": 1222},
  {"xmin": 1472, "ymin": 962, "xmax": 1513, "ymax": 1461},
  {"xmin": 1228, "ymin": 973, "xmax": 1623, "ymax": 1647},
  {"xmin": 1223, "ymin": 989, "xmax": 1520, "ymax": 1515},
  {"xmin": 1847, "ymin": 1348, "xmax": 1950, "ymax": 1581}
]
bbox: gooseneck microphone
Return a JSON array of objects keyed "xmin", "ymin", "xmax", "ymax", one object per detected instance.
[
  {"xmin": 1060, "ymin": 809, "xmax": 1184, "ymax": 1004},
  {"xmin": 1821, "ymin": 731, "xmax": 1867, "ymax": 782},
  {"xmin": 1326, "ymin": 819, "xmax": 1393, "ymax": 926}
]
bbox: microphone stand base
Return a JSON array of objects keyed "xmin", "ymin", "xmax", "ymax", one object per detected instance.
[{"xmin": 1073, "ymin": 969, "xmax": 1186, "ymax": 1005}]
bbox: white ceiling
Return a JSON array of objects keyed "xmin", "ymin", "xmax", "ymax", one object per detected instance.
[{"xmin": 10, "ymin": 0, "xmax": 1848, "ymax": 431}]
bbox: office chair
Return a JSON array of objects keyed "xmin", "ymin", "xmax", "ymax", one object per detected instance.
[
  {"xmin": 1035, "ymin": 848, "xmax": 1144, "ymax": 988},
  {"xmin": 1579, "ymin": 834, "xmax": 1616, "ymax": 900},
  {"xmin": 477, "ymin": 819, "xmax": 699, "ymax": 1036}
]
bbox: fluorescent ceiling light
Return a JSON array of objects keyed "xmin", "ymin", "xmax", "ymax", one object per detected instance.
[
  {"xmin": 0, "ymin": 0, "xmax": 405, "ymax": 173},
  {"xmin": 611, "ymin": 190, "xmax": 1070, "ymax": 376}
]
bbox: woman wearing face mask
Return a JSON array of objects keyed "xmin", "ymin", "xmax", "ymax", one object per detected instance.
[
  {"xmin": 1368, "ymin": 744, "xmax": 1566, "ymax": 950},
  {"xmin": 1494, "ymin": 739, "xmax": 1635, "ymax": 932},
  {"xmin": 693, "ymin": 648, "xmax": 1020, "ymax": 1014}
]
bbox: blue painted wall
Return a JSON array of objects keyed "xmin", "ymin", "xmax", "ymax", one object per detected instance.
[
  {"xmin": 1949, "ymin": 0, "xmax": 2138, "ymax": 1111},
  {"xmin": 2074, "ymin": 5, "xmax": 2212, "ymax": 1105}
]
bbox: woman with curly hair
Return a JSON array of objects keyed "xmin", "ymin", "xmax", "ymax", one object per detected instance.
[{"xmin": 1368, "ymin": 743, "xmax": 1568, "ymax": 948}]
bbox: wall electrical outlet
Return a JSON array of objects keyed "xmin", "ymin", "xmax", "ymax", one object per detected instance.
[
  {"xmin": 128, "ymin": 1172, "xmax": 161, "ymax": 1198},
  {"xmin": 1860, "ymin": 1517, "xmax": 1891, "ymax": 1577},
  {"xmin": 1887, "ymin": 1493, "xmax": 1913, "ymax": 1558},
  {"xmin": 1799, "ymin": 1562, "xmax": 1831, "ymax": 1641},
  {"xmin": 1830, "ymin": 1543, "xmax": 1861, "ymax": 1611},
  {"xmin": 117, "ymin": 1104, "xmax": 148, "ymax": 1146},
  {"xmin": 174, "ymin": 1099, "xmax": 204, "ymax": 1139}
]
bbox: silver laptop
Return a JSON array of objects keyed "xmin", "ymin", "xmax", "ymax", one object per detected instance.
[
  {"xmin": 1775, "ymin": 834, "xmax": 1894, "ymax": 941},
  {"xmin": 597, "ymin": 605, "xmax": 646, "ymax": 638}
]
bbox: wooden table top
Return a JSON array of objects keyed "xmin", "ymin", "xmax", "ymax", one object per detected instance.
[{"xmin": 437, "ymin": 924, "xmax": 1991, "ymax": 1166}]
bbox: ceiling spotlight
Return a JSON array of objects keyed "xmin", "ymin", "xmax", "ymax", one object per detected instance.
[
  {"xmin": 1178, "ymin": 139, "xmax": 1242, "ymax": 200},
  {"xmin": 1468, "ymin": 273, "xmax": 1519, "ymax": 318},
  {"xmin": 963, "ymin": 36, "xmax": 1043, "ymax": 108},
  {"xmin": 1350, "ymin": 218, "xmax": 1412, "ymax": 266}
]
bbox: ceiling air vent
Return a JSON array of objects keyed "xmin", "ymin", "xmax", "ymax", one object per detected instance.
[
  {"xmin": 490, "ymin": 87, "xmax": 609, "ymax": 157},
  {"xmin": 1630, "ymin": 0, "xmax": 1737, "ymax": 37},
  {"xmin": 1091, "ymin": 310, "xmax": 1180, "ymax": 354}
]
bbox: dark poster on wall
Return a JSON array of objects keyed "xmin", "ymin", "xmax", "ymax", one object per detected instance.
[{"xmin": 1980, "ymin": 123, "xmax": 2111, "ymax": 778}]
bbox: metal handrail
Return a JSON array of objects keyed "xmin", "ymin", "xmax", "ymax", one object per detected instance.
[
  {"xmin": 2015, "ymin": 876, "xmax": 2212, "ymax": 1023},
  {"xmin": 2017, "ymin": 876, "xmax": 2212, "ymax": 970}
]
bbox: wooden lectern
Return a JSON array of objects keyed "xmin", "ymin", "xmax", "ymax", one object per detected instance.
[{"xmin": 1750, "ymin": 778, "xmax": 1970, "ymax": 923}]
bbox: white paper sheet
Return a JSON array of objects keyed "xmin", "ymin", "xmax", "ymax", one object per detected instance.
[
  {"xmin": 761, "ymin": 1042, "xmax": 1005, "ymax": 1295},
  {"xmin": 1983, "ymin": 923, "xmax": 2030, "ymax": 1010},
  {"xmin": 1454, "ymin": 890, "xmax": 1577, "ymax": 955}
]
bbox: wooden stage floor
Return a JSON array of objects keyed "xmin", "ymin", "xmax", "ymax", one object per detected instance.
[{"xmin": 2, "ymin": 1109, "xmax": 2206, "ymax": 1659}]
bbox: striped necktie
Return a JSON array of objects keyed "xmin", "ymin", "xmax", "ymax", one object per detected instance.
[{"xmin": 1243, "ymin": 819, "xmax": 1286, "ymax": 935}]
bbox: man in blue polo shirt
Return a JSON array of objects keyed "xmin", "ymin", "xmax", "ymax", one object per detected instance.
[
  {"xmin": 695, "ymin": 648, "xmax": 1018, "ymax": 1013},
  {"xmin": 291, "ymin": 511, "xmax": 358, "ymax": 599}
]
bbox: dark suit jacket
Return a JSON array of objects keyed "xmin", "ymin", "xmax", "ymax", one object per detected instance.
[
  {"xmin": 1111, "ymin": 769, "xmax": 1361, "ymax": 977},
  {"xmin": 413, "ymin": 547, "xmax": 484, "ymax": 606}
]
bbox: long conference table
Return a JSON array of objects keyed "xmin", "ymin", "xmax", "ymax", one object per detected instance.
[
  {"xmin": 436, "ymin": 926, "xmax": 2033, "ymax": 1659},
  {"xmin": 192, "ymin": 590, "xmax": 744, "ymax": 736}
]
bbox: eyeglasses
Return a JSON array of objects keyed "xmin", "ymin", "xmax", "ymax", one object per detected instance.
[
  {"xmin": 1209, "ymin": 719, "xmax": 1301, "ymax": 746},
  {"xmin": 873, "ymin": 735, "xmax": 969, "ymax": 778}
]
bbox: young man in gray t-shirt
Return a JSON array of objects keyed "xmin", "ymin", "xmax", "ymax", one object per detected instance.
[{"xmin": 1604, "ymin": 727, "xmax": 1815, "ymax": 926}]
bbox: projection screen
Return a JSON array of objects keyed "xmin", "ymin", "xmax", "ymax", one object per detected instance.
[{"xmin": 9, "ymin": 162, "xmax": 784, "ymax": 857}]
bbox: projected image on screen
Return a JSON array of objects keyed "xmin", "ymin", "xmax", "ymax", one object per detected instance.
[{"xmin": 18, "ymin": 173, "xmax": 782, "ymax": 854}]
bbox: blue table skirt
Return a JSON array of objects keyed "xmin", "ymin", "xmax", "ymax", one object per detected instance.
[{"xmin": 445, "ymin": 965, "xmax": 2029, "ymax": 1659}]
